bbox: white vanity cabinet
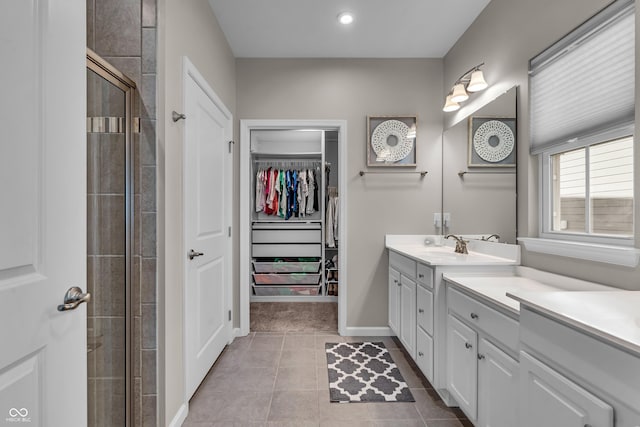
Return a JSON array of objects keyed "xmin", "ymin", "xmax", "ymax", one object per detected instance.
[
  {"xmin": 514, "ymin": 299, "xmax": 640, "ymax": 427},
  {"xmin": 415, "ymin": 263, "xmax": 434, "ymax": 381},
  {"xmin": 388, "ymin": 251, "xmax": 417, "ymax": 358},
  {"xmin": 388, "ymin": 267, "xmax": 400, "ymax": 335},
  {"xmin": 477, "ymin": 338, "xmax": 518, "ymax": 427},
  {"xmin": 445, "ymin": 284, "xmax": 520, "ymax": 426},
  {"xmin": 519, "ymin": 351, "xmax": 613, "ymax": 427},
  {"xmin": 447, "ymin": 314, "xmax": 478, "ymax": 419}
]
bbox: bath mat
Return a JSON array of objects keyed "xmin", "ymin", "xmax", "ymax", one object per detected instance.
[{"xmin": 325, "ymin": 342, "xmax": 415, "ymax": 403}]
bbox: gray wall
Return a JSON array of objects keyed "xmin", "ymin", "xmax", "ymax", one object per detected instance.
[
  {"xmin": 443, "ymin": 0, "xmax": 640, "ymax": 289},
  {"xmin": 156, "ymin": 0, "xmax": 237, "ymax": 423},
  {"xmin": 237, "ymin": 58, "xmax": 443, "ymax": 327}
]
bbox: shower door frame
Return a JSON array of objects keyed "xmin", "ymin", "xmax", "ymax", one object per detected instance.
[{"xmin": 86, "ymin": 48, "xmax": 137, "ymax": 427}]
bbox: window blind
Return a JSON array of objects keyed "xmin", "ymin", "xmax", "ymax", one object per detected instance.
[{"xmin": 529, "ymin": 0, "xmax": 635, "ymax": 154}]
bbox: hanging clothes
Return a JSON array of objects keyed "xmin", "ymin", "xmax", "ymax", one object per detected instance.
[
  {"xmin": 326, "ymin": 187, "xmax": 339, "ymax": 247},
  {"xmin": 298, "ymin": 169, "xmax": 307, "ymax": 217},
  {"xmin": 255, "ymin": 169, "xmax": 266, "ymax": 212},
  {"xmin": 254, "ymin": 163, "xmax": 321, "ymax": 220},
  {"xmin": 306, "ymin": 168, "xmax": 316, "ymax": 215}
]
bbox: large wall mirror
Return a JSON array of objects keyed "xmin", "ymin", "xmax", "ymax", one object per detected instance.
[{"xmin": 442, "ymin": 86, "xmax": 517, "ymax": 243}]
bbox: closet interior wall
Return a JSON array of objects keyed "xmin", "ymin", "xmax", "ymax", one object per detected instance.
[{"xmin": 250, "ymin": 129, "xmax": 339, "ymax": 302}]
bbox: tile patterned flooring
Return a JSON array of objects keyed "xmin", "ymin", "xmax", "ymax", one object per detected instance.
[{"xmin": 183, "ymin": 331, "xmax": 472, "ymax": 426}]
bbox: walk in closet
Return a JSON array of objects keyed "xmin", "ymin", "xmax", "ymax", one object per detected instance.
[{"xmin": 249, "ymin": 129, "xmax": 340, "ymax": 301}]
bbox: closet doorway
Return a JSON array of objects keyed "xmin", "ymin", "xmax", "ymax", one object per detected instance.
[{"xmin": 239, "ymin": 120, "xmax": 347, "ymax": 336}]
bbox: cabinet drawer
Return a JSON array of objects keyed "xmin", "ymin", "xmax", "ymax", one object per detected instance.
[
  {"xmin": 389, "ymin": 251, "xmax": 416, "ymax": 279},
  {"xmin": 448, "ymin": 287, "xmax": 519, "ymax": 353},
  {"xmin": 252, "ymin": 228, "xmax": 321, "ymax": 244},
  {"xmin": 253, "ymin": 260, "xmax": 320, "ymax": 273},
  {"xmin": 252, "ymin": 243, "xmax": 321, "ymax": 258},
  {"xmin": 417, "ymin": 263, "xmax": 433, "ymax": 289},
  {"xmin": 416, "ymin": 326, "xmax": 433, "ymax": 383},
  {"xmin": 417, "ymin": 285, "xmax": 433, "ymax": 335}
]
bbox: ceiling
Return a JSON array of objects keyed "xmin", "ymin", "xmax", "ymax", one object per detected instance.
[{"xmin": 207, "ymin": 0, "xmax": 492, "ymax": 58}]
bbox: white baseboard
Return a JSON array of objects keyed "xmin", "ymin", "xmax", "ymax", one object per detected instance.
[
  {"xmin": 168, "ymin": 403, "xmax": 188, "ymax": 427},
  {"xmin": 342, "ymin": 326, "xmax": 393, "ymax": 337}
]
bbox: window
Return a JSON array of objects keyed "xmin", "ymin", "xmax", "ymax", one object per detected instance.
[
  {"xmin": 530, "ymin": 0, "xmax": 635, "ymax": 245},
  {"xmin": 549, "ymin": 136, "xmax": 634, "ymax": 237}
]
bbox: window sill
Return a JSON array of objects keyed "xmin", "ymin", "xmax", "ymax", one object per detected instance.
[{"xmin": 517, "ymin": 237, "xmax": 640, "ymax": 268}]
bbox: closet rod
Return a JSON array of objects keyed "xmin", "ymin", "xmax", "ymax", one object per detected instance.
[
  {"xmin": 359, "ymin": 170, "xmax": 428, "ymax": 178},
  {"xmin": 253, "ymin": 159, "xmax": 322, "ymax": 166},
  {"xmin": 458, "ymin": 169, "xmax": 515, "ymax": 177}
]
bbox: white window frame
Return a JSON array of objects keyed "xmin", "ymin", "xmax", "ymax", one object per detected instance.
[
  {"xmin": 521, "ymin": 0, "xmax": 640, "ymax": 267},
  {"xmin": 538, "ymin": 124, "xmax": 635, "ymax": 247}
]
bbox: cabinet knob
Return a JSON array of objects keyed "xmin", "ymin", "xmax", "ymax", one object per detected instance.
[
  {"xmin": 477, "ymin": 354, "xmax": 485, "ymax": 360},
  {"xmin": 418, "ymin": 308, "xmax": 424, "ymax": 314},
  {"xmin": 470, "ymin": 313, "xmax": 479, "ymax": 320},
  {"xmin": 465, "ymin": 342, "xmax": 472, "ymax": 349},
  {"xmin": 418, "ymin": 273, "xmax": 424, "ymax": 278},
  {"xmin": 418, "ymin": 351, "xmax": 424, "ymax": 357}
]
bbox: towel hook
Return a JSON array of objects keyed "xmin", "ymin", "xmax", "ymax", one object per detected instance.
[{"xmin": 172, "ymin": 111, "xmax": 186, "ymax": 122}]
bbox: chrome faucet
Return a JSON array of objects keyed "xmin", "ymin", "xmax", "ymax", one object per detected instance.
[
  {"xmin": 482, "ymin": 234, "xmax": 500, "ymax": 242},
  {"xmin": 445, "ymin": 234, "xmax": 468, "ymax": 254}
]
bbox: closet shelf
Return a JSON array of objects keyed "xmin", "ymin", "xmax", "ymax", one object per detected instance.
[{"xmin": 252, "ymin": 152, "xmax": 322, "ymax": 158}]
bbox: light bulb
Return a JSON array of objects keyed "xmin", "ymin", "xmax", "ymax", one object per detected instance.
[{"xmin": 338, "ymin": 12, "xmax": 354, "ymax": 25}]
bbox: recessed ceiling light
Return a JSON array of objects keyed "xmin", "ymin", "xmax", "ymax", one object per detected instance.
[{"xmin": 337, "ymin": 12, "xmax": 354, "ymax": 25}]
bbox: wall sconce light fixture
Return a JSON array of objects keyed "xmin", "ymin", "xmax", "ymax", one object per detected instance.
[{"xmin": 443, "ymin": 63, "xmax": 488, "ymax": 112}]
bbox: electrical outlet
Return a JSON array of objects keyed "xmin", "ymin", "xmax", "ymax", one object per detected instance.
[
  {"xmin": 433, "ymin": 213, "xmax": 442, "ymax": 228},
  {"xmin": 443, "ymin": 213, "xmax": 451, "ymax": 228}
]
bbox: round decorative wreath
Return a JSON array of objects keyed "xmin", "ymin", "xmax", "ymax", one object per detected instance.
[
  {"xmin": 473, "ymin": 120, "xmax": 515, "ymax": 163},
  {"xmin": 371, "ymin": 120, "xmax": 414, "ymax": 162}
]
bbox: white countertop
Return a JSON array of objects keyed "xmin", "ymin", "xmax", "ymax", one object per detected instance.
[
  {"xmin": 444, "ymin": 271, "xmax": 615, "ymax": 316},
  {"xmin": 385, "ymin": 235, "xmax": 520, "ymax": 266},
  {"xmin": 508, "ymin": 291, "xmax": 640, "ymax": 357},
  {"xmin": 443, "ymin": 276, "xmax": 565, "ymax": 315}
]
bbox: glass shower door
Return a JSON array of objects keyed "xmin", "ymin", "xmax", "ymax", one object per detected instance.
[{"xmin": 86, "ymin": 56, "xmax": 133, "ymax": 426}]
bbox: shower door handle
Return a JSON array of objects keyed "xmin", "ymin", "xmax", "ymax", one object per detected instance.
[
  {"xmin": 188, "ymin": 249, "xmax": 204, "ymax": 260},
  {"xmin": 57, "ymin": 286, "xmax": 91, "ymax": 311}
]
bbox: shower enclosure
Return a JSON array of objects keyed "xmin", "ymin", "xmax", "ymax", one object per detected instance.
[{"xmin": 86, "ymin": 50, "xmax": 135, "ymax": 426}]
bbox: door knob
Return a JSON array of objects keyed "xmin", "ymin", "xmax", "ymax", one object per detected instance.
[
  {"xmin": 188, "ymin": 249, "xmax": 204, "ymax": 260},
  {"xmin": 57, "ymin": 286, "xmax": 91, "ymax": 311}
]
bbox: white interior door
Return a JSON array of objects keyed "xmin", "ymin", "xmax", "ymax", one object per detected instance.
[
  {"xmin": 0, "ymin": 0, "xmax": 86, "ymax": 425},
  {"xmin": 183, "ymin": 58, "xmax": 233, "ymax": 400}
]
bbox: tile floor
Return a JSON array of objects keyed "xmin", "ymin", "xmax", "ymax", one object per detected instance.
[{"xmin": 183, "ymin": 331, "xmax": 472, "ymax": 426}]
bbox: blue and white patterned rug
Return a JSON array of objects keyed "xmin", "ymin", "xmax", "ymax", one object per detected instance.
[{"xmin": 325, "ymin": 342, "xmax": 415, "ymax": 403}]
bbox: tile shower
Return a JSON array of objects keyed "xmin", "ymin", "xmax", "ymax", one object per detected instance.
[{"xmin": 87, "ymin": 0, "xmax": 157, "ymax": 425}]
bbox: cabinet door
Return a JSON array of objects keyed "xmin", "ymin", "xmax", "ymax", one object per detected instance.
[
  {"xmin": 388, "ymin": 267, "xmax": 401, "ymax": 336},
  {"xmin": 417, "ymin": 284, "xmax": 433, "ymax": 335},
  {"xmin": 399, "ymin": 275, "xmax": 416, "ymax": 358},
  {"xmin": 477, "ymin": 339, "xmax": 518, "ymax": 427},
  {"xmin": 416, "ymin": 326, "xmax": 433, "ymax": 382},
  {"xmin": 519, "ymin": 351, "xmax": 613, "ymax": 427},
  {"xmin": 447, "ymin": 315, "xmax": 478, "ymax": 421}
]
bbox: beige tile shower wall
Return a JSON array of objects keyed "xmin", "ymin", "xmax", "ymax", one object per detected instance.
[
  {"xmin": 156, "ymin": 0, "xmax": 237, "ymax": 424},
  {"xmin": 87, "ymin": 0, "xmax": 158, "ymax": 425},
  {"xmin": 443, "ymin": 0, "xmax": 640, "ymax": 289},
  {"xmin": 236, "ymin": 58, "xmax": 444, "ymax": 328}
]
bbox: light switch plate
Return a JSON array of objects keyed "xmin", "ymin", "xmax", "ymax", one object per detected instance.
[{"xmin": 443, "ymin": 213, "xmax": 451, "ymax": 227}]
